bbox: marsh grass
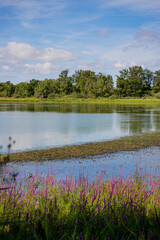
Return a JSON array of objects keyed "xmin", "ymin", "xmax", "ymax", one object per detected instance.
[
  {"xmin": 0, "ymin": 168, "xmax": 160, "ymax": 240},
  {"xmin": 0, "ymin": 96, "xmax": 160, "ymax": 104},
  {"xmin": 10, "ymin": 131, "xmax": 160, "ymax": 162}
]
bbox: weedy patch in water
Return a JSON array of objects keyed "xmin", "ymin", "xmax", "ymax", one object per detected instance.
[
  {"xmin": 0, "ymin": 168, "xmax": 160, "ymax": 240},
  {"xmin": 10, "ymin": 131, "xmax": 160, "ymax": 161},
  {"xmin": 0, "ymin": 137, "xmax": 17, "ymax": 191}
]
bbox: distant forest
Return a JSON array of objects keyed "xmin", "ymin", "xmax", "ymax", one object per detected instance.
[{"xmin": 0, "ymin": 66, "xmax": 160, "ymax": 99}]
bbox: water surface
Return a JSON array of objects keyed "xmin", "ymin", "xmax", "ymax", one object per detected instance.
[
  {"xmin": 0, "ymin": 103, "xmax": 160, "ymax": 153},
  {"xmin": 2, "ymin": 147, "xmax": 160, "ymax": 182}
]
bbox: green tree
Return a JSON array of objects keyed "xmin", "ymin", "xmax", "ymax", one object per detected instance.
[
  {"xmin": 28, "ymin": 79, "xmax": 40, "ymax": 96},
  {"xmin": 57, "ymin": 70, "xmax": 73, "ymax": 95},
  {"xmin": 0, "ymin": 81, "xmax": 15, "ymax": 97},
  {"xmin": 116, "ymin": 66, "xmax": 153, "ymax": 97},
  {"xmin": 96, "ymin": 73, "xmax": 114, "ymax": 97},
  {"xmin": 153, "ymin": 70, "xmax": 160, "ymax": 92},
  {"xmin": 34, "ymin": 79, "xmax": 55, "ymax": 98},
  {"xmin": 72, "ymin": 70, "xmax": 86, "ymax": 95},
  {"xmin": 14, "ymin": 82, "xmax": 32, "ymax": 98},
  {"xmin": 142, "ymin": 68, "xmax": 153, "ymax": 94},
  {"xmin": 116, "ymin": 69, "xmax": 129, "ymax": 97},
  {"xmin": 73, "ymin": 70, "xmax": 97, "ymax": 97},
  {"xmin": 83, "ymin": 71, "xmax": 97, "ymax": 97}
]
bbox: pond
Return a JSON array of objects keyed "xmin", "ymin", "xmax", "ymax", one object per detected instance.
[{"xmin": 0, "ymin": 103, "xmax": 160, "ymax": 153}]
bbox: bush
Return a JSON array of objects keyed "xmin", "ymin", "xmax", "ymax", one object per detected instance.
[
  {"xmin": 108, "ymin": 95, "xmax": 119, "ymax": 99},
  {"xmin": 47, "ymin": 93, "xmax": 55, "ymax": 99},
  {"xmin": 155, "ymin": 92, "xmax": 160, "ymax": 99},
  {"xmin": 141, "ymin": 94, "xmax": 153, "ymax": 99}
]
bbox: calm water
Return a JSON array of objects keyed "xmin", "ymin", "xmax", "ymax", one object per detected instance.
[
  {"xmin": 2, "ymin": 147, "xmax": 160, "ymax": 182},
  {"xmin": 0, "ymin": 103, "xmax": 160, "ymax": 153}
]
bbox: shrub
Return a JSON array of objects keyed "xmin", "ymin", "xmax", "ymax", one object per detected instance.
[
  {"xmin": 47, "ymin": 93, "xmax": 55, "ymax": 99},
  {"xmin": 108, "ymin": 95, "xmax": 119, "ymax": 99},
  {"xmin": 155, "ymin": 92, "xmax": 160, "ymax": 99}
]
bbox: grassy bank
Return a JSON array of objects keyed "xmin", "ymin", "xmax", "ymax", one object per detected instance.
[
  {"xmin": 0, "ymin": 170, "xmax": 160, "ymax": 240},
  {"xmin": 0, "ymin": 97, "xmax": 160, "ymax": 104},
  {"xmin": 9, "ymin": 131, "xmax": 160, "ymax": 162}
]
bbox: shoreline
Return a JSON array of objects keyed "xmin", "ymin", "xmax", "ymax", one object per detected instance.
[
  {"xmin": 0, "ymin": 97, "xmax": 160, "ymax": 104},
  {"xmin": 9, "ymin": 131, "xmax": 160, "ymax": 162}
]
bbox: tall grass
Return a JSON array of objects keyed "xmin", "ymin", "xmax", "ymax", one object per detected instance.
[
  {"xmin": 0, "ymin": 168, "xmax": 160, "ymax": 240},
  {"xmin": 0, "ymin": 96, "xmax": 160, "ymax": 104}
]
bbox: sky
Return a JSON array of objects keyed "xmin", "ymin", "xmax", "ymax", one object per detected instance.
[{"xmin": 0, "ymin": 0, "xmax": 160, "ymax": 84}]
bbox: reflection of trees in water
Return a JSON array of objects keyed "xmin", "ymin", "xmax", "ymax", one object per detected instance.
[
  {"xmin": 152, "ymin": 111, "xmax": 160, "ymax": 130},
  {"xmin": 0, "ymin": 104, "xmax": 160, "ymax": 154},
  {"xmin": 120, "ymin": 112, "xmax": 157, "ymax": 134},
  {"xmin": 0, "ymin": 103, "xmax": 160, "ymax": 114}
]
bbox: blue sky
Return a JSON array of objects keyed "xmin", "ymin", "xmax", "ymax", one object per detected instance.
[{"xmin": 0, "ymin": 0, "xmax": 160, "ymax": 84}]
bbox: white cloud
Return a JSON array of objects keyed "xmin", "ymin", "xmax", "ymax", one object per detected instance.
[
  {"xmin": 41, "ymin": 48, "xmax": 75, "ymax": 61},
  {"xmin": 0, "ymin": 0, "xmax": 67, "ymax": 21},
  {"xmin": 96, "ymin": 28, "xmax": 108, "ymax": 37},
  {"xmin": 113, "ymin": 61, "xmax": 127, "ymax": 69},
  {"xmin": 81, "ymin": 50, "xmax": 93, "ymax": 56},
  {"xmin": 2, "ymin": 62, "xmax": 62, "ymax": 75},
  {"xmin": 76, "ymin": 59, "xmax": 106, "ymax": 71},
  {"xmin": 0, "ymin": 42, "xmax": 37, "ymax": 64},
  {"xmin": 123, "ymin": 42, "xmax": 141, "ymax": 51},
  {"xmin": 2, "ymin": 65, "xmax": 12, "ymax": 71},
  {"xmin": 123, "ymin": 29, "xmax": 160, "ymax": 52},
  {"xmin": 0, "ymin": 42, "xmax": 75, "ymax": 64},
  {"xmin": 102, "ymin": 38, "xmax": 159, "ymax": 71},
  {"xmin": 134, "ymin": 29, "xmax": 160, "ymax": 43},
  {"xmin": 77, "ymin": 63, "xmax": 93, "ymax": 71},
  {"xmin": 21, "ymin": 21, "xmax": 32, "ymax": 29},
  {"xmin": 8, "ymin": 42, "xmax": 39, "ymax": 61},
  {"xmin": 23, "ymin": 62, "xmax": 61, "ymax": 74},
  {"xmin": 99, "ymin": 0, "xmax": 160, "ymax": 12},
  {"xmin": 113, "ymin": 61, "xmax": 137, "ymax": 69},
  {"xmin": 144, "ymin": 58, "xmax": 160, "ymax": 68},
  {"xmin": 94, "ymin": 60, "xmax": 107, "ymax": 70}
]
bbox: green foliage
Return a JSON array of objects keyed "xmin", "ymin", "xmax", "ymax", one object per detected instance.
[
  {"xmin": 73, "ymin": 70, "xmax": 98, "ymax": 97},
  {"xmin": 34, "ymin": 79, "xmax": 56, "ymax": 98},
  {"xmin": 47, "ymin": 93, "xmax": 56, "ymax": 99},
  {"xmin": 155, "ymin": 92, "xmax": 160, "ymax": 99},
  {"xmin": 0, "ymin": 81, "xmax": 15, "ymax": 97},
  {"xmin": 96, "ymin": 73, "xmax": 114, "ymax": 97},
  {"xmin": 28, "ymin": 79, "xmax": 40, "ymax": 96},
  {"xmin": 14, "ymin": 82, "xmax": 32, "ymax": 98},
  {"xmin": 57, "ymin": 69, "xmax": 73, "ymax": 95},
  {"xmin": 72, "ymin": 70, "xmax": 114, "ymax": 98},
  {"xmin": 153, "ymin": 70, "xmax": 160, "ymax": 92},
  {"xmin": 0, "ymin": 170, "xmax": 160, "ymax": 239},
  {"xmin": 108, "ymin": 94, "xmax": 119, "ymax": 99},
  {"xmin": 0, "ymin": 66, "xmax": 160, "ymax": 98},
  {"xmin": 116, "ymin": 66, "xmax": 154, "ymax": 97}
]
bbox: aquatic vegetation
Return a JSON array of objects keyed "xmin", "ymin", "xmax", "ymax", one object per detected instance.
[
  {"xmin": 0, "ymin": 96, "xmax": 160, "ymax": 104},
  {"xmin": 0, "ymin": 169, "xmax": 160, "ymax": 240},
  {"xmin": 10, "ymin": 131, "xmax": 160, "ymax": 162}
]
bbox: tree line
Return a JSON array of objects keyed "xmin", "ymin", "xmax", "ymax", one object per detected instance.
[{"xmin": 0, "ymin": 66, "xmax": 160, "ymax": 98}]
